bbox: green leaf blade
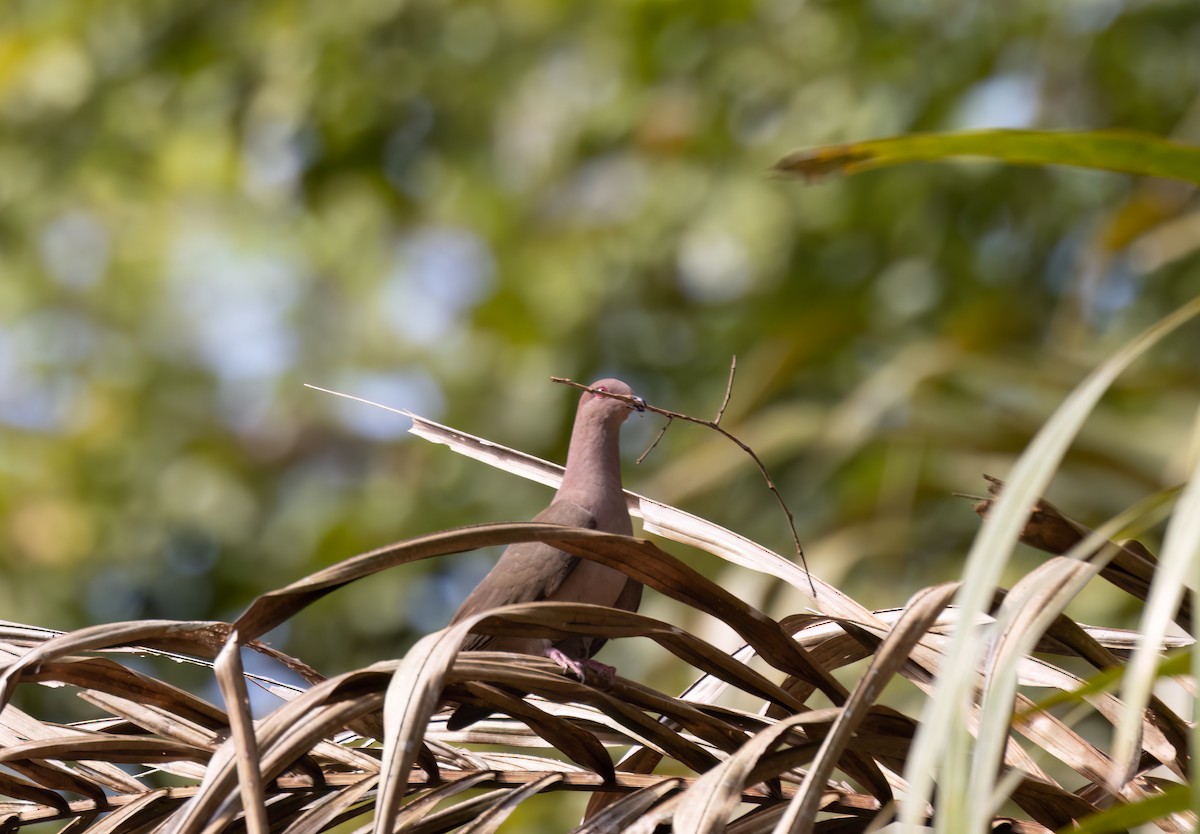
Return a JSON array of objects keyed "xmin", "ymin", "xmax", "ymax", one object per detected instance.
[{"xmin": 775, "ymin": 129, "xmax": 1200, "ymax": 185}]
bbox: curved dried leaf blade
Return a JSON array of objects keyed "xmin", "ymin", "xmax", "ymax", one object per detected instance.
[
  {"xmin": 376, "ymin": 625, "xmax": 478, "ymax": 834},
  {"xmin": 78, "ymin": 790, "xmax": 175, "ymax": 834},
  {"xmin": 214, "ymin": 637, "xmax": 268, "ymax": 834},
  {"xmin": 774, "ymin": 583, "xmax": 958, "ymax": 834},
  {"xmin": 392, "ymin": 772, "xmax": 497, "ymax": 831},
  {"xmin": 25, "ymin": 657, "xmax": 228, "ymax": 731},
  {"xmin": 0, "ymin": 622, "xmax": 231, "ymax": 709},
  {"xmin": 774, "ymin": 130, "xmax": 1200, "ymax": 185},
  {"xmin": 1068, "ymin": 783, "xmax": 1191, "ymax": 834},
  {"xmin": 675, "ymin": 712, "xmax": 814, "ymax": 834},
  {"xmin": 0, "ymin": 771, "xmax": 72, "ymax": 812},
  {"xmin": 278, "ymin": 774, "xmax": 379, "ymax": 834},
  {"xmin": 233, "ymin": 524, "xmax": 650, "ymax": 641},
  {"xmin": 457, "ymin": 773, "xmax": 562, "ymax": 834},
  {"xmin": 0, "ymin": 736, "xmax": 209, "ymax": 765},
  {"xmin": 572, "ymin": 778, "xmax": 684, "ymax": 833},
  {"xmin": 455, "ymin": 682, "xmax": 614, "ymax": 781}
]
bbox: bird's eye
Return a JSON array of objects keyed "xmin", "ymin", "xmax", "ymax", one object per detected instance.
[{"xmin": 595, "ymin": 386, "xmax": 607, "ymax": 393}]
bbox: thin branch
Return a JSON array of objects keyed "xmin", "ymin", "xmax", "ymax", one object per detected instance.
[
  {"xmin": 551, "ymin": 374, "xmax": 817, "ymax": 598},
  {"xmin": 715, "ymin": 355, "xmax": 737, "ymax": 425},
  {"xmin": 636, "ymin": 416, "xmax": 673, "ymax": 465}
]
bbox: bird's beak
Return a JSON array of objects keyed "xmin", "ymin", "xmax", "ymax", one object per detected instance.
[{"xmin": 630, "ymin": 395, "xmax": 646, "ymax": 412}]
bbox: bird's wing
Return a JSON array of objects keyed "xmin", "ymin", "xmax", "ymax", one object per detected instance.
[{"xmin": 451, "ymin": 500, "xmax": 596, "ymax": 652}]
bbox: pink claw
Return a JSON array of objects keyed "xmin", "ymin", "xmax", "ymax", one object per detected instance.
[
  {"xmin": 545, "ymin": 648, "xmax": 617, "ymax": 688},
  {"xmin": 545, "ymin": 647, "xmax": 587, "ymax": 679}
]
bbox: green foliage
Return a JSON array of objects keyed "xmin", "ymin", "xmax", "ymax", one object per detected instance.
[{"xmin": 4, "ymin": 0, "xmax": 1198, "ymax": 669}]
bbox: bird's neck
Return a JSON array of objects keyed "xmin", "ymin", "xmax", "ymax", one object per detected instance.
[
  {"xmin": 558, "ymin": 415, "xmax": 628, "ymax": 529},
  {"xmin": 560, "ymin": 416, "xmax": 621, "ymax": 495}
]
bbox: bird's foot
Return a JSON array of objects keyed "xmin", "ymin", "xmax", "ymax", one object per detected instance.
[
  {"xmin": 584, "ymin": 659, "xmax": 618, "ymax": 689},
  {"xmin": 545, "ymin": 648, "xmax": 617, "ymax": 688},
  {"xmin": 545, "ymin": 647, "xmax": 587, "ymax": 679}
]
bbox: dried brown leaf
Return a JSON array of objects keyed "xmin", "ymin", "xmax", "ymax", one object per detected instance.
[
  {"xmin": 455, "ymin": 682, "xmax": 614, "ymax": 780},
  {"xmin": 278, "ymin": 774, "xmax": 379, "ymax": 834},
  {"xmin": 457, "ymin": 773, "xmax": 563, "ymax": 834},
  {"xmin": 973, "ymin": 476, "xmax": 1190, "ymax": 629},
  {"xmin": 0, "ymin": 621, "xmax": 232, "ymax": 710},
  {"xmin": 774, "ymin": 583, "xmax": 958, "ymax": 833},
  {"xmin": 81, "ymin": 790, "xmax": 178, "ymax": 834},
  {"xmin": 572, "ymin": 777, "xmax": 684, "ymax": 833},
  {"xmin": 376, "ymin": 625, "xmax": 479, "ymax": 834},
  {"xmin": 674, "ymin": 712, "xmax": 817, "ymax": 833}
]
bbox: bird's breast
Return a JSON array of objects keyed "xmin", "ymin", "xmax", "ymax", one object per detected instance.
[{"xmin": 547, "ymin": 558, "xmax": 630, "ymax": 608}]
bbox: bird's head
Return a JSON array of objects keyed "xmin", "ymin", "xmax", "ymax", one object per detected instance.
[{"xmin": 583, "ymin": 378, "xmax": 645, "ymax": 421}]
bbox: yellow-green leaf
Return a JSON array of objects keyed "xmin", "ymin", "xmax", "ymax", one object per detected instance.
[{"xmin": 775, "ymin": 129, "xmax": 1200, "ymax": 185}]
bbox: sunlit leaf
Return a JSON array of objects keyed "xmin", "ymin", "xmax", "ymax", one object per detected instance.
[{"xmin": 775, "ymin": 130, "xmax": 1200, "ymax": 185}]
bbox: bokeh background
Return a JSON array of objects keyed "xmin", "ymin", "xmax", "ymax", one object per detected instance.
[{"xmin": 3, "ymin": 1, "xmax": 1200, "ymax": 691}]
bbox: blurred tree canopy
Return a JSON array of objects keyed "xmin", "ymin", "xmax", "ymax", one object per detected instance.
[{"xmin": 2, "ymin": 0, "xmax": 1199, "ymax": 676}]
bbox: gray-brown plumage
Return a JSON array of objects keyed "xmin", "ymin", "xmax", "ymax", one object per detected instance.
[{"xmin": 449, "ymin": 378, "xmax": 644, "ymax": 676}]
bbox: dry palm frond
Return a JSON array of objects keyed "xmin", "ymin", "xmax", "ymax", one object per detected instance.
[{"xmin": 1, "ymin": 425, "xmax": 1194, "ymax": 833}]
